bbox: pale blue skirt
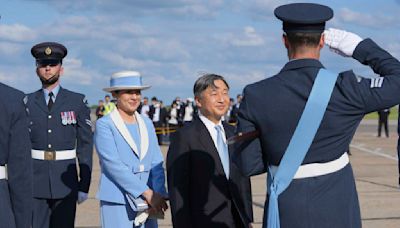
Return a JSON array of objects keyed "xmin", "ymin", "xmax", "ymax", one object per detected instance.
[{"xmin": 100, "ymin": 201, "xmax": 157, "ymax": 228}]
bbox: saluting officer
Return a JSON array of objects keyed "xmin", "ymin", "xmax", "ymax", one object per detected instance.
[
  {"xmin": 27, "ymin": 42, "xmax": 93, "ymax": 228},
  {"xmin": 234, "ymin": 3, "xmax": 400, "ymax": 228},
  {"xmin": 0, "ymin": 84, "xmax": 32, "ymax": 228}
]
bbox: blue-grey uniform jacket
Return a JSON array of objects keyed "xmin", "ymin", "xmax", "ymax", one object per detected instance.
[
  {"xmin": 0, "ymin": 83, "xmax": 32, "ymax": 228},
  {"xmin": 235, "ymin": 38, "xmax": 400, "ymax": 228},
  {"xmin": 27, "ymin": 87, "xmax": 93, "ymax": 198}
]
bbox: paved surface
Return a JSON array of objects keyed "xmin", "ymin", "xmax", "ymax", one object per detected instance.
[{"xmin": 75, "ymin": 119, "xmax": 400, "ymax": 227}]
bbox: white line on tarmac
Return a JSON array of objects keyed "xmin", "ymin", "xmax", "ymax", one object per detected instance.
[{"xmin": 350, "ymin": 144, "xmax": 398, "ymax": 161}]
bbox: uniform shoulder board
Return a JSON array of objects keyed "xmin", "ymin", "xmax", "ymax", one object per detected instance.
[{"xmin": 370, "ymin": 77, "xmax": 384, "ymax": 88}]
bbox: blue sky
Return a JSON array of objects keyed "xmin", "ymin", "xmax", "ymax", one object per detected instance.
[{"xmin": 1, "ymin": 0, "xmax": 400, "ymax": 105}]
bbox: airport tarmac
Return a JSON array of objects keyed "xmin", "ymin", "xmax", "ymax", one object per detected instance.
[{"xmin": 76, "ymin": 119, "xmax": 400, "ymax": 228}]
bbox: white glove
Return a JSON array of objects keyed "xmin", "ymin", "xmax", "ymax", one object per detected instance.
[
  {"xmin": 324, "ymin": 28, "xmax": 363, "ymax": 57},
  {"xmin": 77, "ymin": 191, "xmax": 88, "ymax": 204},
  {"xmin": 134, "ymin": 211, "xmax": 149, "ymax": 226}
]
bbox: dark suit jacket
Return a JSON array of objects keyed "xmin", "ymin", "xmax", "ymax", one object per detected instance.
[
  {"xmin": 27, "ymin": 87, "xmax": 93, "ymax": 198},
  {"xmin": 167, "ymin": 118, "xmax": 253, "ymax": 228},
  {"xmin": 0, "ymin": 83, "xmax": 32, "ymax": 228}
]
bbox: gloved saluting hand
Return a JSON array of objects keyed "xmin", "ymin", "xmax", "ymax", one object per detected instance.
[{"xmin": 324, "ymin": 28, "xmax": 363, "ymax": 57}]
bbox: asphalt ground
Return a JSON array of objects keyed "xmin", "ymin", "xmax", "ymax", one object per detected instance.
[{"xmin": 75, "ymin": 119, "xmax": 400, "ymax": 228}]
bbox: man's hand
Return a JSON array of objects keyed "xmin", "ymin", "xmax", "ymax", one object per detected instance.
[
  {"xmin": 77, "ymin": 191, "xmax": 88, "ymax": 204},
  {"xmin": 324, "ymin": 28, "xmax": 363, "ymax": 57}
]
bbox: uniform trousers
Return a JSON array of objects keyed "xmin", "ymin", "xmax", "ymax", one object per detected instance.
[
  {"xmin": 32, "ymin": 192, "xmax": 77, "ymax": 228},
  {"xmin": 100, "ymin": 201, "xmax": 158, "ymax": 228},
  {"xmin": 0, "ymin": 180, "xmax": 17, "ymax": 228}
]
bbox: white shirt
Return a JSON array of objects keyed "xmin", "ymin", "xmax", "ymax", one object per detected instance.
[
  {"xmin": 152, "ymin": 104, "xmax": 160, "ymax": 122},
  {"xmin": 140, "ymin": 105, "xmax": 150, "ymax": 118},
  {"xmin": 43, "ymin": 84, "xmax": 60, "ymax": 104},
  {"xmin": 168, "ymin": 108, "xmax": 178, "ymax": 125},
  {"xmin": 199, "ymin": 115, "xmax": 227, "ymax": 147},
  {"xmin": 183, "ymin": 105, "xmax": 194, "ymax": 122}
]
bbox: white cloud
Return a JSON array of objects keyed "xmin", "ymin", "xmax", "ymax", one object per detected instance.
[
  {"xmin": 387, "ymin": 42, "xmax": 400, "ymax": 60},
  {"xmin": 230, "ymin": 26, "xmax": 265, "ymax": 47},
  {"xmin": 139, "ymin": 38, "xmax": 191, "ymax": 60},
  {"xmin": 338, "ymin": 8, "xmax": 399, "ymax": 29},
  {"xmin": 43, "ymin": 16, "xmax": 146, "ymax": 41},
  {"xmin": 234, "ymin": 0, "xmax": 287, "ymax": 19},
  {"xmin": 0, "ymin": 66, "xmax": 38, "ymax": 92},
  {"xmin": 0, "ymin": 24, "xmax": 37, "ymax": 42},
  {"xmin": 29, "ymin": 0, "xmax": 226, "ymax": 19},
  {"xmin": 97, "ymin": 51, "xmax": 162, "ymax": 69},
  {"xmin": 0, "ymin": 42, "xmax": 24, "ymax": 55},
  {"xmin": 62, "ymin": 58, "xmax": 99, "ymax": 85}
]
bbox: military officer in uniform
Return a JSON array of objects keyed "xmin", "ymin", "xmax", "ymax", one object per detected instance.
[
  {"xmin": 234, "ymin": 3, "xmax": 400, "ymax": 228},
  {"xmin": 27, "ymin": 42, "xmax": 93, "ymax": 228},
  {"xmin": 0, "ymin": 83, "xmax": 32, "ymax": 228}
]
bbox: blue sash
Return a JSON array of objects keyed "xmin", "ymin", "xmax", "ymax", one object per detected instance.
[{"xmin": 266, "ymin": 69, "xmax": 338, "ymax": 228}]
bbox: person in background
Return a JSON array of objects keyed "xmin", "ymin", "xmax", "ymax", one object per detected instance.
[
  {"xmin": 96, "ymin": 100, "xmax": 105, "ymax": 119},
  {"xmin": 139, "ymin": 97, "xmax": 150, "ymax": 118},
  {"xmin": 159, "ymin": 101, "xmax": 169, "ymax": 145},
  {"xmin": 182, "ymin": 97, "xmax": 196, "ymax": 125},
  {"xmin": 173, "ymin": 97, "xmax": 184, "ymax": 127},
  {"xmin": 230, "ymin": 94, "xmax": 242, "ymax": 124},
  {"xmin": 95, "ymin": 70, "xmax": 168, "ymax": 228},
  {"xmin": 149, "ymin": 97, "xmax": 162, "ymax": 145},
  {"xmin": 377, "ymin": 108, "xmax": 390, "ymax": 138},
  {"xmin": 103, "ymin": 95, "xmax": 116, "ymax": 116},
  {"xmin": 226, "ymin": 98, "xmax": 235, "ymax": 124},
  {"xmin": 168, "ymin": 102, "xmax": 179, "ymax": 129}
]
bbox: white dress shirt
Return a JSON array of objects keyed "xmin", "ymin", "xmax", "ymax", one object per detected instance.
[{"xmin": 199, "ymin": 115, "xmax": 227, "ymax": 149}]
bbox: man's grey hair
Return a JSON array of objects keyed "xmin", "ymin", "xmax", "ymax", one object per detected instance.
[{"xmin": 193, "ymin": 73, "xmax": 230, "ymax": 98}]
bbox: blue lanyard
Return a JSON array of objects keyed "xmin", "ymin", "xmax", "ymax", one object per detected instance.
[{"xmin": 266, "ymin": 69, "xmax": 338, "ymax": 228}]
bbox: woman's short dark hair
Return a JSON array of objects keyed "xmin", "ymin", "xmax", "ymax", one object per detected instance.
[{"xmin": 193, "ymin": 74, "xmax": 229, "ymax": 98}]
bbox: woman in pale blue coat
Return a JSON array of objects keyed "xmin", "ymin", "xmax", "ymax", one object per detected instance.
[{"xmin": 95, "ymin": 71, "xmax": 168, "ymax": 228}]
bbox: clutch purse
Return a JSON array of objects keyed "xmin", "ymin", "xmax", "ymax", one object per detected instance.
[{"xmin": 126, "ymin": 194, "xmax": 149, "ymax": 212}]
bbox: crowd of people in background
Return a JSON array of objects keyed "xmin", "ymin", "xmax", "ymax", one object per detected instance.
[{"xmin": 94, "ymin": 94, "xmax": 244, "ymax": 145}]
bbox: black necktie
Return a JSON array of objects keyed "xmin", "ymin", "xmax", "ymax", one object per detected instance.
[{"xmin": 48, "ymin": 92, "xmax": 54, "ymax": 110}]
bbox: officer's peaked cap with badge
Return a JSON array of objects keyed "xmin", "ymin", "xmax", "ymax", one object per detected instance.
[
  {"xmin": 274, "ymin": 3, "xmax": 333, "ymax": 33},
  {"xmin": 103, "ymin": 70, "xmax": 151, "ymax": 92},
  {"xmin": 31, "ymin": 42, "xmax": 67, "ymax": 64}
]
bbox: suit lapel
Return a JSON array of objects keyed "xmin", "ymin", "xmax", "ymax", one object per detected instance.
[
  {"xmin": 34, "ymin": 90, "xmax": 49, "ymax": 113},
  {"xmin": 195, "ymin": 119, "xmax": 227, "ymax": 177},
  {"xmin": 223, "ymin": 122, "xmax": 235, "ymax": 160}
]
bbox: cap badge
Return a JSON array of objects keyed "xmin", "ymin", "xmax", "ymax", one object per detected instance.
[{"xmin": 45, "ymin": 47, "xmax": 52, "ymax": 55}]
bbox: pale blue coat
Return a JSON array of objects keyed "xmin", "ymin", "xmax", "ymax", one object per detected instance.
[{"xmin": 94, "ymin": 110, "xmax": 167, "ymax": 227}]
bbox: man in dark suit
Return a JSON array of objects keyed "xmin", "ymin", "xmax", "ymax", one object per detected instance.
[
  {"xmin": 229, "ymin": 94, "xmax": 242, "ymax": 124},
  {"xmin": 377, "ymin": 108, "xmax": 390, "ymax": 137},
  {"xmin": 27, "ymin": 42, "xmax": 93, "ymax": 228},
  {"xmin": 167, "ymin": 74, "xmax": 253, "ymax": 228},
  {"xmin": 0, "ymin": 83, "xmax": 32, "ymax": 228},
  {"xmin": 235, "ymin": 3, "xmax": 400, "ymax": 228}
]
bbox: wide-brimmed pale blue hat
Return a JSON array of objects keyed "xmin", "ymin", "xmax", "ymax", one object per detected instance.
[{"xmin": 103, "ymin": 70, "xmax": 151, "ymax": 92}]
